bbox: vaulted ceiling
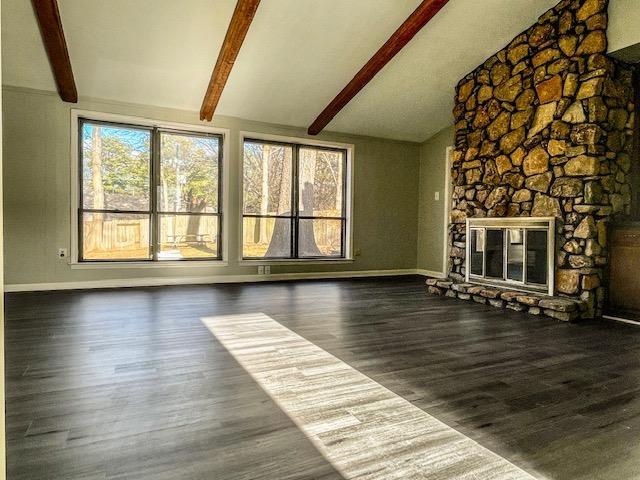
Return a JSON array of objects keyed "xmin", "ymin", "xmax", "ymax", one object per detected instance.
[{"xmin": 3, "ymin": 0, "xmax": 587, "ymax": 142}]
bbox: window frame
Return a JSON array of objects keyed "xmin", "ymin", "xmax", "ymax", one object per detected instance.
[
  {"xmin": 240, "ymin": 132, "xmax": 354, "ymax": 263},
  {"xmin": 71, "ymin": 110, "xmax": 229, "ymax": 267},
  {"xmin": 465, "ymin": 217, "xmax": 556, "ymax": 296}
]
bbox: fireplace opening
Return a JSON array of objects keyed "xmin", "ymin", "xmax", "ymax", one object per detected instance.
[{"xmin": 466, "ymin": 217, "xmax": 555, "ymax": 295}]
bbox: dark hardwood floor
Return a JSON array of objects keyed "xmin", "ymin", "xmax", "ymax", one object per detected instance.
[{"xmin": 5, "ymin": 276, "xmax": 640, "ymax": 479}]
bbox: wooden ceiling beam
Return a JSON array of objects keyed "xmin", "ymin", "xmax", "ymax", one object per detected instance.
[
  {"xmin": 32, "ymin": 0, "xmax": 77, "ymax": 103},
  {"xmin": 200, "ymin": 0, "xmax": 261, "ymax": 121},
  {"xmin": 307, "ymin": 0, "xmax": 449, "ymax": 135}
]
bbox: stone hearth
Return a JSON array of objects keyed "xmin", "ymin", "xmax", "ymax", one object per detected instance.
[
  {"xmin": 426, "ymin": 277, "xmax": 584, "ymax": 322},
  {"xmin": 429, "ymin": 0, "xmax": 636, "ymax": 321}
]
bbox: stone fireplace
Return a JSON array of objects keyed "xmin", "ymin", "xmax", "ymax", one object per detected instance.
[{"xmin": 426, "ymin": 0, "xmax": 636, "ymax": 321}]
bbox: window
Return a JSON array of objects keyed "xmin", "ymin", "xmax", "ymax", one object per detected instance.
[
  {"xmin": 78, "ymin": 119, "xmax": 222, "ymax": 262},
  {"xmin": 242, "ymin": 139, "xmax": 348, "ymax": 260}
]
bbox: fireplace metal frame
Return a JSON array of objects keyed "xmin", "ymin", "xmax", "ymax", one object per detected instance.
[{"xmin": 465, "ymin": 217, "xmax": 556, "ymax": 296}]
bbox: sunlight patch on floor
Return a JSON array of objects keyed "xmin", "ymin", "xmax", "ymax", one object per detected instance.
[{"xmin": 202, "ymin": 312, "xmax": 542, "ymax": 480}]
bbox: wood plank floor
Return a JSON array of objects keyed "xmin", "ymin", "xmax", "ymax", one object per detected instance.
[
  {"xmin": 204, "ymin": 312, "xmax": 535, "ymax": 480},
  {"xmin": 5, "ymin": 276, "xmax": 640, "ymax": 479}
]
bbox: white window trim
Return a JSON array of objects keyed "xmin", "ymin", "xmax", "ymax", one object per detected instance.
[
  {"xmin": 238, "ymin": 131, "xmax": 354, "ymax": 264},
  {"xmin": 442, "ymin": 146, "xmax": 453, "ymax": 276},
  {"xmin": 69, "ymin": 109, "xmax": 230, "ymax": 268}
]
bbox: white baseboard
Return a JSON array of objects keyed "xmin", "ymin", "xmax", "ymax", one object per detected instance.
[
  {"xmin": 602, "ymin": 314, "xmax": 640, "ymax": 326},
  {"xmin": 416, "ymin": 269, "xmax": 446, "ymax": 278},
  {"xmin": 4, "ymin": 269, "xmax": 419, "ymax": 292}
]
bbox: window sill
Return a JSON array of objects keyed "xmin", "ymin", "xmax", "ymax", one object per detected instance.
[
  {"xmin": 70, "ymin": 260, "xmax": 229, "ymax": 269},
  {"xmin": 238, "ymin": 258, "xmax": 355, "ymax": 266}
]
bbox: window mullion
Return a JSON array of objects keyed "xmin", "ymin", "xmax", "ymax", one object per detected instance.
[
  {"xmin": 151, "ymin": 128, "xmax": 160, "ymax": 261},
  {"xmin": 292, "ymin": 144, "xmax": 299, "ymax": 259}
]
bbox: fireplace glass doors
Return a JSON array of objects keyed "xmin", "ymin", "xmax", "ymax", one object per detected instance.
[{"xmin": 465, "ymin": 218, "xmax": 555, "ymax": 295}]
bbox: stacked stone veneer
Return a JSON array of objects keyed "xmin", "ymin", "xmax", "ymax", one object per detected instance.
[
  {"xmin": 426, "ymin": 278, "xmax": 583, "ymax": 322},
  {"xmin": 447, "ymin": 0, "xmax": 635, "ymax": 319}
]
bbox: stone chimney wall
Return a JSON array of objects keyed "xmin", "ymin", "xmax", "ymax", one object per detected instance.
[{"xmin": 449, "ymin": 0, "xmax": 635, "ymax": 318}]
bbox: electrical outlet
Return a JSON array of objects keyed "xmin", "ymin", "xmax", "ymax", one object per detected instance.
[
  {"xmin": 434, "ymin": 191, "xmax": 440, "ymax": 201},
  {"xmin": 258, "ymin": 266, "xmax": 265, "ymax": 275},
  {"xmin": 58, "ymin": 248, "xmax": 67, "ymax": 259},
  {"xmin": 264, "ymin": 266, "xmax": 271, "ymax": 275}
]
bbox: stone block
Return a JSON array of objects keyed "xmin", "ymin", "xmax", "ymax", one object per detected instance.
[
  {"xmin": 569, "ymin": 255, "xmax": 594, "ymax": 268},
  {"xmin": 491, "ymin": 62, "xmax": 511, "ymax": 86},
  {"xmin": 574, "ymin": 216, "xmax": 597, "ymax": 239},
  {"xmin": 544, "ymin": 309, "xmax": 578, "ymax": 322},
  {"xmin": 451, "ymin": 283, "xmax": 473, "ymax": 293},
  {"xmin": 481, "ymin": 289, "xmax": 502, "ymax": 299},
  {"xmin": 536, "ymin": 75, "xmax": 562, "ymax": 104},
  {"xmin": 489, "ymin": 299, "xmax": 506, "ymax": 309},
  {"xmin": 494, "ymin": 75, "xmax": 523, "ymax": 102},
  {"xmin": 532, "ymin": 48, "xmax": 561, "ymax": 68},
  {"xmin": 503, "ymin": 173, "xmax": 525, "ymax": 189},
  {"xmin": 586, "ymin": 13, "xmax": 607, "ymax": 30},
  {"xmin": 512, "ymin": 189, "xmax": 532, "ymax": 203},
  {"xmin": 532, "ymin": 193, "xmax": 562, "ymax": 218},
  {"xmin": 547, "ymin": 139, "xmax": 566, "ymax": 156},
  {"xmin": 496, "ymin": 155, "xmax": 513, "ymax": 175},
  {"xmin": 461, "ymin": 160, "xmax": 481, "ymax": 170},
  {"xmin": 529, "ymin": 103, "xmax": 557, "ymax": 137},
  {"xmin": 524, "ymin": 146, "xmax": 550, "ymax": 176},
  {"xmin": 516, "ymin": 89, "xmax": 535, "ymax": 111},
  {"xmin": 563, "ymin": 73, "xmax": 579, "ymax": 97},
  {"xmin": 428, "ymin": 286, "xmax": 445, "ymax": 296},
  {"xmin": 577, "ymin": 31, "xmax": 607, "ymax": 55},
  {"xmin": 525, "ymin": 172, "xmax": 552, "ymax": 193},
  {"xmin": 516, "ymin": 295, "xmax": 541, "ymax": 306},
  {"xmin": 550, "ymin": 178, "xmax": 583, "ymax": 197},
  {"xmin": 530, "ymin": 23, "xmax": 554, "ymax": 47},
  {"xmin": 576, "ymin": 78, "xmax": 604, "ymax": 99},
  {"xmin": 500, "ymin": 291, "xmax": 520, "ymax": 302},
  {"xmin": 559, "ymin": 10, "xmax": 573, "ymax": 34},
  {"xmin": 508, "ymin": 43, "xmax": 529, "ymax": 65},
  {"xmin": 562, "ymin": 102, "xmax": 586, "ymax": 124},
  {"xmin": 538, "ymin": 298, "xmax": 578, "ymax": 312},
  {"xmin": 564, "ymin": 156, "xmax": 599, "ymax": 176},
  {"xmin": 507, "ymin": 302, "xmax": 527, "ymax": 312},
  {"xmin": 559, "ymin": 35, "xmax": 578, "ymax": 57},
  {"xmin": 485, "ymin": 186, "xmax": 508, "ymax": 209},
  {"xmin": 458, "ymin": 79, "xmax": 475, "ymax": 102},
  {"xmin": 577, "ymin": 0, "xmax": 607, "ymax": 22},
  {"xmin": 556, "ymin": 269, "xmax": 581, "ymax": 295},
  {"xmin": 488, "ymin": 112, "xmax": 511, "ymax": 140}
]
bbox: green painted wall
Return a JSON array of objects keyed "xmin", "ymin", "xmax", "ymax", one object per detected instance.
[
  {"xmin": 2, "ymin": 86, "xmax": 421, "ymax": 286},
  {"xmin": 417, "ymin": 125, "xmax": 453, "ymax": 274}
]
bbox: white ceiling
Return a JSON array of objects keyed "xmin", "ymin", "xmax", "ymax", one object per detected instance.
[{"xmin": 3, "ymin": 0, "xmax": 564, "ymax": 142}]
